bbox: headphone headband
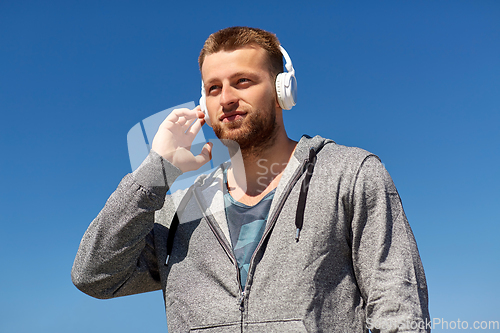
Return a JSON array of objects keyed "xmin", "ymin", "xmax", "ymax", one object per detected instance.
[{"xmin": 279, "ymin": 45, "xmax": 295, "ymax": 76}]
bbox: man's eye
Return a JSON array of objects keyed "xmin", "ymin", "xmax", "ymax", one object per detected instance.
[
  {"xmin": 208, "ymin": 85, "xmax": 219, "ymax": 92},
  {"xmin": 238, "ymin": 78, "xmax": 249, "ymax": 83}
]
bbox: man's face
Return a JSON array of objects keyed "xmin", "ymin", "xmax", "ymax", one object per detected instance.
[{"xmin": 201, "ymin": 45, "xmax": 280, "ymax": 151}]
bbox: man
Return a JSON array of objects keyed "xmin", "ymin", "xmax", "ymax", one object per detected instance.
[{"xmin": 72, "ymin": 27, "xmax": 430, "ymax": 332}]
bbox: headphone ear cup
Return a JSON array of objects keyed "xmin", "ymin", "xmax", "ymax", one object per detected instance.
[
  {"xmin": 287, "ymin": 74, "xmax": 297, "ymax": 108},
  {"xmin": 200, "ymin": 85, "xmax": 211, "ymax": 127},
  {"xmin": 275, "ymin": 73, "xmax": 285, "ymax": 109},
  {"xmin": 276, "ymin": 72, "xmax": 297, "ymax": 110}
]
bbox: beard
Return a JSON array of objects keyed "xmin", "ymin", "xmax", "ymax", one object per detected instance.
[{"xmin": 212, "ymin": 99, "xmax": 278, "ymax": 156}]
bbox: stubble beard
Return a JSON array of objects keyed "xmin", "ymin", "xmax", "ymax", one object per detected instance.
[{"xmin": 212, "ymin": 99, "xmax": 279, "ymax": 159}]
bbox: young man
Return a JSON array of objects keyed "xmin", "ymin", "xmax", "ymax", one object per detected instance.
[{"xmin": 72, "ymin": 27, "xmax": 430, "ymax": 332}]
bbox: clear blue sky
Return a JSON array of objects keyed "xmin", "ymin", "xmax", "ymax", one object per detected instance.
[{"xmin": 1, "ymin": 1, "xmax": 499, "ymax": 332}]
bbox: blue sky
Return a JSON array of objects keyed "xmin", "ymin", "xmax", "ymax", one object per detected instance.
[{"xmin": 1, "ymin": 1, "xmax": 499, "ymax": 332}]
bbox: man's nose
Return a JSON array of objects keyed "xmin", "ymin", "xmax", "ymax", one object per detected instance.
[{"xmin": 220, "ymin": 85, "xmax": 238, "ymax": 108}]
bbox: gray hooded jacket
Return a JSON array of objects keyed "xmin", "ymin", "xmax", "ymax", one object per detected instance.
[{"xmin": 72, "ymin": 135, "xmax": 430, "ymax": 332}]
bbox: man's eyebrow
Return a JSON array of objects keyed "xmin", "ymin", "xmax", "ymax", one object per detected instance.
[
  {"xmin": 229, "ymin": 71, "xmax": 261, "ymax": 81},
  {"xmin": 204, "ymin": 71, "xmax": 261, "ymax": 87}
]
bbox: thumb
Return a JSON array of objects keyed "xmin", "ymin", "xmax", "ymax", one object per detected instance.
[{"xmin": 193, "ymin": 142, "xmax": 213, "ymax": 166}]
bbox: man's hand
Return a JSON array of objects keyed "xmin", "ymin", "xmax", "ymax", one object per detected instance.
[{"xmin": 151, "ymin": 106, "xmax": 212, "ymax": 173}]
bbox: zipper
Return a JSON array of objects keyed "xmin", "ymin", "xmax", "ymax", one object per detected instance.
[
  {"xmin": 239, "ymin": 290, "xmax": 245, "ymax": 333},
  {"xmin": 192, "ymin": 152, "xmax": 315, "ymax": 318},
  {"xmin": 245, "ymin": 158, "xmax": 309, "ymax": 287},
  {"xmin": 238, "ymin": 291, "xmax": 245, "ymax": 311},
  {"xmin": 192, "ymin": 188, "xmax": 245, "ymax": 304}
]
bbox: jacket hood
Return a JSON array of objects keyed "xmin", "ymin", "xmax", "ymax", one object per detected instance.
[
  {"xmin": 294, "ymin": 135, "xmax": 335, "ymax": 162},
  {"xmin": 192, "ymin": 135, "xmax": 333, "ymax": 190}
]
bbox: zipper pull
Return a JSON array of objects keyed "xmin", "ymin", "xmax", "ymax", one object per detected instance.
[
  {"xmin": 239, "ymin": 291, "xmax": 245, "ymax": 312},
  {"xmin": 295, "ymin": 147, "xmax": 317, "ymax": 242}
]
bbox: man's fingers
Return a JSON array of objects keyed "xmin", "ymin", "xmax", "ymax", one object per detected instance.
[
  {"xmin": 153, "ymin": 105, "xmax": 210, "ymax": 172},
  {"xmin": 164, "ymin": 108, "xmax": 199, "ymax": 125},
  {"xmin": 185, "ymin": 117, "xmax": 204, "ymax": 139}
]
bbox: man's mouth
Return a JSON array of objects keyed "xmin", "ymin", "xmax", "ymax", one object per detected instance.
[{"xmin": 220, "ymin": 111, "xmax": 246, "ymax": 122}]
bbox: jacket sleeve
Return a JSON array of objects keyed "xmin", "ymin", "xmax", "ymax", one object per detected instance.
[
  {"xmin": 350, "ymin": 156, "xmax": 430, "ymax": 333},
  {"xmin": 71, "ymin": 150, "xmax": 182, "ymax": 299}
]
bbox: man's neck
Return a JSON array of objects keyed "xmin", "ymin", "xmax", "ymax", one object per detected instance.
[{"xmin": 226, "ymin": 133, "xmax": 297, "ymax": 206}]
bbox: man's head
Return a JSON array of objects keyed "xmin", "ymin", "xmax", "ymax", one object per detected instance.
[
  {"xmin": 198, "ymin": 27, "xmax": 288, "ymax": 155},
  {"xmin": 199, "ymin": 27, "xmax": 283, "ymax": 82}
]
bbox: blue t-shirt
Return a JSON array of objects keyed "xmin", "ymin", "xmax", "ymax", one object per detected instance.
[{"xmin": 223, "ymin": 169, "xmax": 275, "ymax": 289}]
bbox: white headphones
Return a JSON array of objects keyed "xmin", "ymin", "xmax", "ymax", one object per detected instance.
[
  {"xmin": 199, "ymin": 80, "xmax": 210, "ymax": 126},
  {"xmin": 275, "ymin": 45, "xmax": 297, "ymax": 110},
  {"xmin": 200, "ymin": 45, "xmax": 297, "ymax": 127}
]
